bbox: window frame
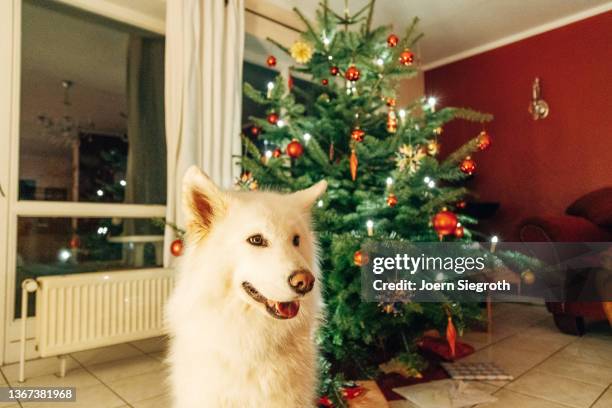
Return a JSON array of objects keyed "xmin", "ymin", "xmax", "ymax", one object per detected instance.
[{"xmin": 0, "ymin": 0, "xmax": 167, "ymax": 365}]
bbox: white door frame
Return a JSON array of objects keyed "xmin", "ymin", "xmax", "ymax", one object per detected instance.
[
  {"xmin": 1, "ymin": 0, "xmax": 166, "ymax": 365},
  {"xmin": 0, "ymin": 0, "xmax": 20, "ymax": 366}
]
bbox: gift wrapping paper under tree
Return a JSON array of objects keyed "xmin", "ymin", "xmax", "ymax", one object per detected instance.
[{"xmin": 239, "ymin": 1, "xmax": 517, "ymax": 406}]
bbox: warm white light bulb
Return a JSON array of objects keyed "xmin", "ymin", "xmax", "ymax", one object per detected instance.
[
  {"xmin": 427, "ymin": 96, "xmax": 437, "ymax": 109},
  {"xmin": 366, "ymin": 220, "xmax": 374, "ymax": 228},
  {"xmin": 328, "ymin": 55, "xmax": 333, "ymax": 61},
  {"xmin": 96, "ymin": 189, "xmax": 104, "ymax": 197},
  {"xmin": 376, "ymin": 58, "xmax": 384, "ymax": 66},
  {"xmin": 267, "ymin": 82, "xmax": 274, "ymax": 90},
  {"xmin": 428, "ymin": 180, "xmax": 436, "ymax": 188},
  {"xmin": 423, "ymin": 176, "xmax": 431, "ymax": 183},
  {"xmin": 491, "ymin": 235, "xmax": 499, "ymax": 243},
  {"xmin": 303, "ymin": 133, "xmax": 311, "ymax": 142},
  {"xmin": 317, "ymin": 200, "xmax": 323, "ymax": 208},
  {"xmin": 58, "ymin": 249, "xmax": 71, "ymax": 262},
  {"xmin": 119, "ymin": 179, "xmax": 127, "ymax": 187},
  {"xmin": 398, "ymin": 109, "xmax": 406, "ymax": 118},
  {"xmin": 277, "ymin": 119, "xmax": 285, "ymax": 127},
  {"xmin": 386, "ymin": 177, "xmax": 393, "ymax": 186},
  {"xmin": 323, "ymin": 37, "xmax": 331, "ymax": 46},
  {"xmin": 265, "ymin": 150, "xmax": 273, "ymax": 159}
]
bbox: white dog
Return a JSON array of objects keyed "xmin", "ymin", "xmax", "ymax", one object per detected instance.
[{"xmin": 166, "ymin": 166, "xmax": 327, "ymax": 408}]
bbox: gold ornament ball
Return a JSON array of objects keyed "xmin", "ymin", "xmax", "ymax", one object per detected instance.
[{"xmin": 521, "ymin": 270, "xmax": 536, "ymax": 285}]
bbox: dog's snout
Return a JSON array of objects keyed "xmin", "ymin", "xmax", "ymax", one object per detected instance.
[{"xmin": 288, "ymin": 270, "xmax": 315, "ymax": 295}]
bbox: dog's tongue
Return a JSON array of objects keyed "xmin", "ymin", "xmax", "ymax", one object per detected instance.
[{"xmin": 275, "ymin": 300, "xmax": 300, "ymax": 319}]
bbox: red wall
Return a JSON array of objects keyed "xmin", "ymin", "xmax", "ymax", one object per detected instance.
[{"xmin": 425, "ymin": 12, "xmax": 612, "ymax": 239}]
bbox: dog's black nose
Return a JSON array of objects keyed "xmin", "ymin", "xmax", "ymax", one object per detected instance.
[{"xmin": 288, "ymin": 269, "xmax": 315, "ymax": 295}]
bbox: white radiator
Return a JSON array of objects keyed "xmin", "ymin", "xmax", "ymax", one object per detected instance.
[{"xmin": 19, "ymin": 268, "xmax": 174, "ymax": 381}]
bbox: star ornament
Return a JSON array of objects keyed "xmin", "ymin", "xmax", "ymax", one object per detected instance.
[
  {"xmin": 290, "ymin": 41, "xmax": 314, "ymax": 64},
  {"xmin": 396, "ymin": 144, "xmax": 426, "ymax": 174}
]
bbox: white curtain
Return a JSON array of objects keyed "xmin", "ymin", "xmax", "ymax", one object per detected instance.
[{"xmin": 164, "ymin": 0, "xmax": 244, "ymax": 266}]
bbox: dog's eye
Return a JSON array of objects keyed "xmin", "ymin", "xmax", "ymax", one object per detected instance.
[
  {"xmin": 292, "ymin": 235, "xmax": 300, "ymax": 247},
  {"xmin": 247, "ymin": 234, "xmax": 268, "ymax": 247}
]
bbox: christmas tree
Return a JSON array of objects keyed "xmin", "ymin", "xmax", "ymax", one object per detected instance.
[{"xmin": 240, "ymin": 1, "xmax": 498, "ymax": 405}]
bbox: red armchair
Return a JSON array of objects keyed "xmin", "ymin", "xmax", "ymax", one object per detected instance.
[{"xmin": 517, "ymin": 187, "xmax": 612, "ymax": 335}]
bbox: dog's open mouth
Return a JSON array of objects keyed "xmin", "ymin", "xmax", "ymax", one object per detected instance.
[{"xmin": 242, "ymin": 282, "xmax": 300, "ymax": 319}]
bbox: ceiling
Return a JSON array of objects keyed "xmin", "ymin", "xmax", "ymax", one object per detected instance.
[
  {"xmin": 264, "ymin": 0, "xmax": 612, "ymax": 69},
  {"xmin": 23, "ymin": 2, "xmax": 129, "ymax": 96}
]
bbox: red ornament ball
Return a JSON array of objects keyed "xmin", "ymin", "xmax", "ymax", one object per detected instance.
[
  {"xmin": 267, "ymin": 112, "xmax": 279, "ymax": 125},
  {"xmin": 345, "ymin": 65, "xmax": 360, "ymax": 81},
  {"xmin": 387, "ymin": 34, "xmax": 399, "ymax": 47},
  {"xmin": 342, "ymin": 385, "xmax": 365, "ymax": 400},
  {"xmin": 456, "ymin": 200, "xmax": 467, "ymax": 209},
  {"xmin": 266, "ymin": 55, "xmax": 277, "ymax": 67},
  {"xmin": 353, "ymin": 250, "xmax": 369, "ymax": 266},
  {"xmin": 350, "ymin": 127, "xmax": 365, "ymax": 142},
  {"xmin": 398, "ymin": 49, "xmax": 415, "ymax": 66},
  {"xmin": 454, "ymin": 225, "xmax": 465, "ymax": 238},
  {"xmin": 286, "ymin": 139, "xmax": 304, "ymax": 158},
  {"xmin": 250, "ymin": 126, "xmax": 260, "ymax": 137},
  {"xmin": 318, "ymin": 396, "xmax": 333, "ymax": 408},
  {"xmin": 170, "ymin": 239, "xmax": 183, "ymax": 257},
  {"xmin": 272, "ymin": 148, "xmax": 282, "ymax": 158},
  {"xmin": 386, "ymin": 193, "xmax": 398, "ymax": 207},
  {"xmin": 330, "ymin": 66, "xmax": 339, "ymax": 76},
  {"xmin": 69, "ymin": 236, "xmax": 80, "ymax": 249},
  {"xmin": 459, "ymin": 156, "xmax": 476, "ymax": 175},
  {"xmin": 432, "ymin": 209, "xmax": 458, "ymax": 238},
  {"xmin": 321, "ymin": 78, "xmax": 329, "ymax": 86},
  {"xmin": 477, "ymin": 130, "xmax": 492, "ymax": 151}
]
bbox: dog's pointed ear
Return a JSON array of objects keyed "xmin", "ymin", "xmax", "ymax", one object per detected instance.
[
  {"xmin": 182, "ymin": 166, "xmax": 226, "ymax": 233},
  {"xmin": 290, "ymin": 180, "xmax": 327, "ymax": 209}
]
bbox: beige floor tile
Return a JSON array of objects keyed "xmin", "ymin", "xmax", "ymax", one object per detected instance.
[
  {"xmin": 88, "ymin": 354, "xmax": 163, "ymax": 383},
  {"xmin": 132, "ymin": 393, "xmax": 173, "ymax": 408},
  {"xmin": 536, "ymin": 353, "xmax": 612, "ymax": 386},
  {"xmin": 129, "ymin": 336, "xmax": 168, "ymax": 354},
  {"xmin": 107, "ymin": 369, "xmax": 168, "ymax": 404},
  {"xmin": 556, "ymin": 337, "xmax": 612, "ymax": 367},
  {"xmin": 592, "ymin": 387, "xmax": 612, "ymax": 408},
  {"xmin": 477, "ymin": 389, "xmax": 571, "ymax": 408},
  {"xmin": 70, "ymin": 343, "xmax": 144, "ymax": 366},
  {"xmin": 494, "ymin": 331, "xmax": 571, "ymax": 355},
  {"xmin": 1, "ymin": 356, "xmax": 79, "ymax": 383},
  {"xmin": 21, "ymin": 383, "xmax": 125, "ymax": 408},
  {"xmin": 506, "ymin": 369, "xmax": 605, "ymax": 407},
  {"xmin": 9, "ymin": 367, "xmax": 100, "ymax": 389}
]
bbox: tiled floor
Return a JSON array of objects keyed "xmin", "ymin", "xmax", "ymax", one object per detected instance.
[
  {"xmin": 0, "ymin": 337, "xmax": 169, "ymax": 408},
  {"xmin": 390, "ymin": 303, "xmax": 612, "ymax": 408},
  {"xmin": 1, "ymin": 303, "xmax": 610, "ymax": 408}
]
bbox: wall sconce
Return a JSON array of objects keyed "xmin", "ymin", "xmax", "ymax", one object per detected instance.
[{"xmin": 528, "ymin": 77, "xmax": 549, "ymax": 120}]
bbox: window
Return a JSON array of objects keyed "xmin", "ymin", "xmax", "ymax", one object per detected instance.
[{"xmin": 14, "ymin": 1, "xmax": 167, "ymax": 318}]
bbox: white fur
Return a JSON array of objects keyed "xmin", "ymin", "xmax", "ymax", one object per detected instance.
[{"xmin": 166, "ymin": 166, "xmax": 326, "ymax": 408}]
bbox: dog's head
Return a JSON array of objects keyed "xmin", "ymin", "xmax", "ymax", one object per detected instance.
[{"xmin": 182, "ymin": 166, "xmax": 326, "ymax": 321}]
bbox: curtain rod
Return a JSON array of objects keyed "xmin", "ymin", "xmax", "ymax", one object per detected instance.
[{"xmin": 245, "ymin": 7, "xmax": 301, "ymax": 33}]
